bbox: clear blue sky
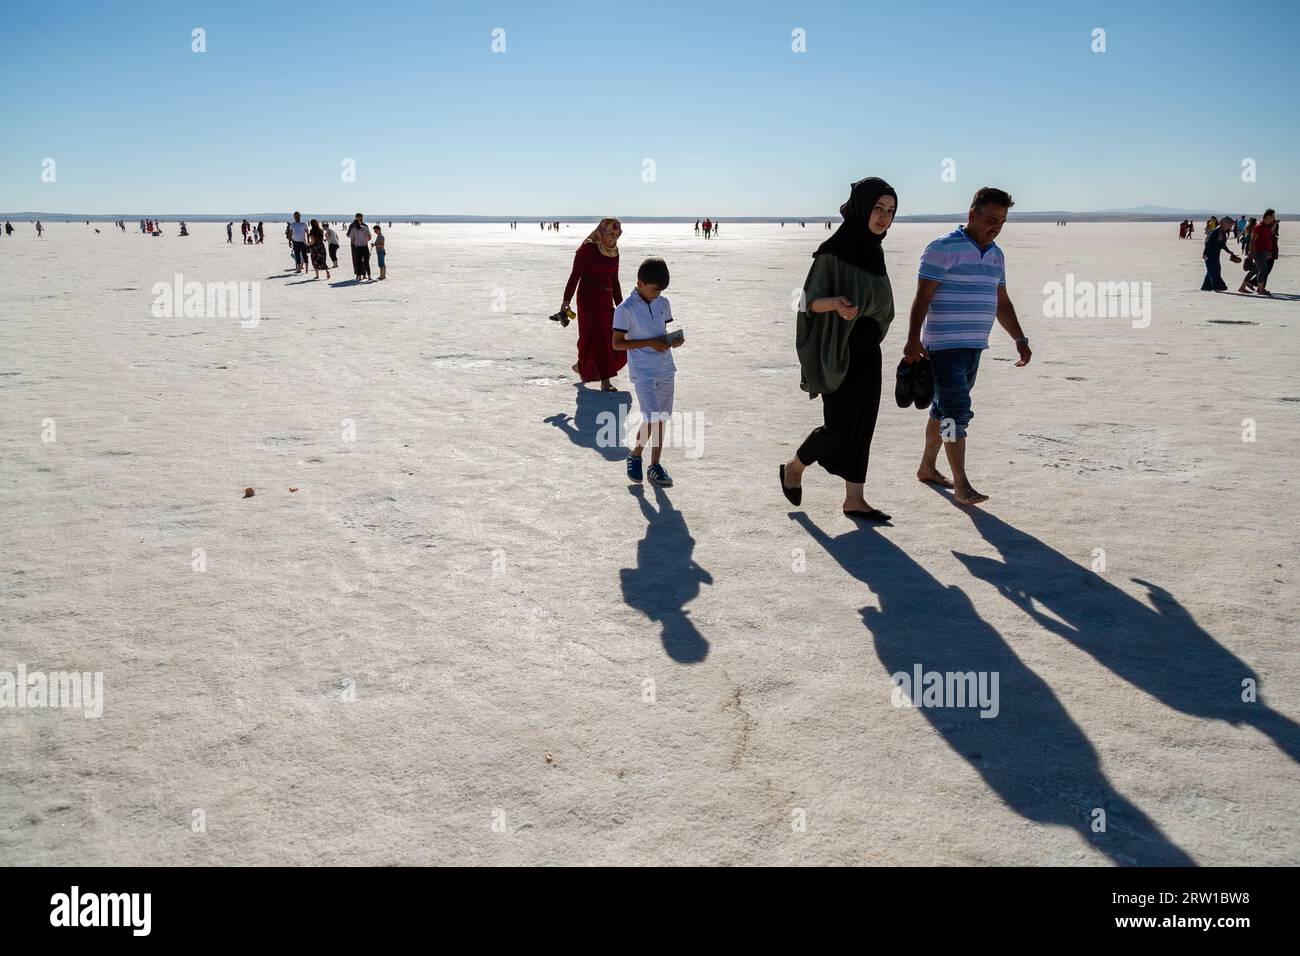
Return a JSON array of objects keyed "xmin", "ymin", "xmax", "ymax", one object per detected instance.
[{"xmin": 1, "ymin": 0, "xmax": 1296, "ymax": 215}]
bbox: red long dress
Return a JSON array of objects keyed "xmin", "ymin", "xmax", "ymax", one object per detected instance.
[{"xmin": 563, "ymin": 243, "xmax": 625, "ymax": 382}]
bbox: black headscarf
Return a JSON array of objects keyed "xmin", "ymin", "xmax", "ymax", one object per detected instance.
[{"xmin": 813, "ymin": 177, "xmax": 897, "ymax": 276}]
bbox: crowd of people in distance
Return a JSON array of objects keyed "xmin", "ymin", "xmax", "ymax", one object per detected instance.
[{"xmin": 1196, "ymin": 211, "xmax": 1280, "ymax": 295}]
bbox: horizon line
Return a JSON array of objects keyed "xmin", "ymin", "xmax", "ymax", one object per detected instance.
[{"xmin": 4, "ymin": 210, "xmax": 1293, "ymax": 223}]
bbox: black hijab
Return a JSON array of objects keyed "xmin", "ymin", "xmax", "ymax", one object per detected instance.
[{"xmin": 813, "ymin": 177, "xmax": 897, "ymax": 276}]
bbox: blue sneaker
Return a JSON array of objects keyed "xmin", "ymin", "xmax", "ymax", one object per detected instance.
[
  {"xmin": 626, "ymin": 454, "xmax": 643, "ymax": 483},
  {"xmin": 647, "ymin": 462, "xmax": 673, "ymax": 487}
]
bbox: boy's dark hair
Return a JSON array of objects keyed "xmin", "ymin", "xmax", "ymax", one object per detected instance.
[
  {"xmin": 1263, "ymin": 207, "xmax": 1276, "ymax": 218},
  {"xmin": 971, "ymin": 187, "xmax": 1015, "ymax": 212},
  {"xmin": 637, "ymin": 257, "xmax": 670, "ymax": 289}
]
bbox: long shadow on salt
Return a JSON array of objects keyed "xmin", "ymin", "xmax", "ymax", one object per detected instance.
[
  {"xmin": 544, "ymin": 385, "xmax": 631, "ymax": 463},
  {"xmin": 952, "ymin": 501, "xmax": 1300, "ymax": 766},
  {"xmin": 620, "ymin": 485, "xmax": 712, "ymax": 664},
  {"xmin": 793, "ymin": 512, "xmax": 1194, "ymax": 866}
]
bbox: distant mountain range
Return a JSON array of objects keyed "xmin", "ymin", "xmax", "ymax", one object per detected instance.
[{"xmin": 2, "ymin": 206, "xmax": 1291, "ymax": 223}]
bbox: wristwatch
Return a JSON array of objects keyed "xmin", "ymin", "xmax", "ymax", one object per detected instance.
[{"xmin": 1014, "ymin": 335, "xmax": 1029, "ymax": 345}]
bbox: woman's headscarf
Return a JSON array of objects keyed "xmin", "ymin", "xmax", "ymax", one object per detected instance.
[
  {"xmin": 813, "ymin": 177, "xmax": 897, "ymax": 276},
  {"xmin": 583, "ymin": 218, "xmax": 621, "ymax": 257}
]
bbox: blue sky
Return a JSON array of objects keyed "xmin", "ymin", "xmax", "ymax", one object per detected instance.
[{"xmin": 1, "ymin": 0, "xmax": 1296, "ymax": 215}]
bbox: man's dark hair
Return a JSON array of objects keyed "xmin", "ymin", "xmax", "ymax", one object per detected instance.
[
  {"xmin": 1263, "ymin": 207, "xmax": 1276, "ymax": 218},
  {"xmin": 971, "ymin": 187, "xmax": 1015, "ymax": 213},
  {"xmin": 637, "ymin": 257, "xmax": 670, "ymax": 289}
]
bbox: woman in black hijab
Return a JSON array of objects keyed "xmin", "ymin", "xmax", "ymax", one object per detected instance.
[{"xmin": 780, "ymin": 177, "xmax": 898, "ymax": 521}]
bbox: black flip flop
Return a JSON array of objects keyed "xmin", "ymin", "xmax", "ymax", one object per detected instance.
[
  {"xmin": 843, "ymin": 508, "xmax": 892, "ymax": 523},
  {"xmin": 779, "ymin": 464, "xmax": 802, "ymax": 506}
]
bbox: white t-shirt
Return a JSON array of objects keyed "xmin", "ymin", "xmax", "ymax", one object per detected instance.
[
  {"xmin": 613, "ymin": 290, "xmax": 675, "ymax": 381},
  {"xmin": 324, "ymin": 227, "xmax": 338, "ymax": 244},
  {"xmin": 347, "ymin": 222, "xmax": 369, "ymax": 247},
  {"xmin": 290, "ymin": 221, "xmax": 308, "ymax": 242}
]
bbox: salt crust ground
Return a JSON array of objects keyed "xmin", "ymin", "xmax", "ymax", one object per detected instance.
[{"xmin": 1, "ymin": 222, "xmax": 1296, "ymax": 865}]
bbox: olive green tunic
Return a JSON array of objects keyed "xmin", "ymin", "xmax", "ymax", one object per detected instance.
[{"xmin": 795, "ymin": 253, "xmax": 894, "ymax": 398}]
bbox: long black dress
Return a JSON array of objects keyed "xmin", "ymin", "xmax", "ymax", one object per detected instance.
[{"xmin": 796, "ymin": 312, "xmax": 883, "ymax": 483}]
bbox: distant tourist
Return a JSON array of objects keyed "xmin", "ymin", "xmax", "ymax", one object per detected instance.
[
  {"xmin": 1249, "ymin": 209, "xmax": 1278, "ymax": 296},
  {"xmin": 324, "ymin": 222, "xmax": 340, "ymax": 267},
  {"xmin": 1200, "ymin": 214, "xmax": 1241, "ymax": 292},
  {"xmin": 227, "ymin": 222, "xmax": 234, "ymax": 243},
  {"xmin": 289, "ymin": 212, "xmax": 310, "ymax": 274},
  {"xmin": 346, "ymin": 213, "xmax": 371, "ymax": 280},
  {"xmin": 307, "ymin": 219, "xmax": 330, "ymax": 280},
  {"xmin": 372, "ymin": 225, "xmax": 386, "ymax": 280}
]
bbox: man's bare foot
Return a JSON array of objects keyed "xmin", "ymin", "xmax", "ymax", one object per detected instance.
[
  {"xmin": 917, "ymin": 465, "xmax": 954, "ymax": 488},
  {"xmin": 572, "ymin": 363, "xmax": 581, "ymax": 377},
  {"xmin": 954, "ymin": 483, "xmax": 989, "ymax": 506}
]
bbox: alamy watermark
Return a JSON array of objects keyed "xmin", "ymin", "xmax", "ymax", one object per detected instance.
[
  {"xmin": 595, "ymin": 406, "xmax": 704, "ymax": 458},
  {"xmin": 890, "ymin": 664, "xmax": 1000, "ymax": 718},
  {"xmin": 1, "ymin": 665, "xmax": 104, "ymax": 718},
  {"xmin": 152, "ymin": 273, "xmax": 261, "ymax": 327},
  {"xmin": 1042, "ymin": 273, "xmax": 1151, "ymax": 329}
]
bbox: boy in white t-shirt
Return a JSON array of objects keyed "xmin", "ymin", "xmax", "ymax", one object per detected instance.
[{"xmin": 612, "ymin": 257, "xmax": 684, "ymax": 486}]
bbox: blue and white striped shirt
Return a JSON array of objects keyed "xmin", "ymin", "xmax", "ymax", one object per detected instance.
[{"xmin": 918, "ymin": 227, "xmax": 1006, "ymax": 351}]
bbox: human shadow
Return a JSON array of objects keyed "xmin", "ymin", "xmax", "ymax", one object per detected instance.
[
  {"xmin": 328, "ymin": 279, "xmax": 366, "ymax": 288},
  {"xmin": 947, "ymin": 498, "xmax": 1300, "ymax": 765},
  {"xmin": 620, "ymin": 485, "xmax": 712, "ymax": 663},
  {"xmin": 793, "ymin": 512, "xmax": 1195, "ymax": 865},
  {"xmin": 544, "ymin": 385, "xmax": 631, "ymax": 463}
]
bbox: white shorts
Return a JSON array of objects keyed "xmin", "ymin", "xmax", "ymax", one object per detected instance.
[{"xmin": 633, "ymin": 374, "xmax": 675, "ymax": 424}]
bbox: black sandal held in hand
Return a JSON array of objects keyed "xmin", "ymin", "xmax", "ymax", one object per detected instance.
[{"xmin": 779, "ymin": 464, "xmax": 802, "ymax": 506}]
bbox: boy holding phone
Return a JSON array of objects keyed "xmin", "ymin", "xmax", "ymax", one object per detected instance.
[{"xmin": 613, "ymin": 257, "xmax": 684, "ymax": 486}]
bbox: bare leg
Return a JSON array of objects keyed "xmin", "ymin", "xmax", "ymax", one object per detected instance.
[
  {"xmin": 631, "ymin": 421, "xmax": 661, "ymax": 462},
  {"xmin": 843, "ymin": 480, "xmax": 878, "ymax": 511},
  {"xmin": 783, "ymin": 454, "xmax": 806, "ymax": 488},
  {"xmin": 941, "ymin": 436, "xmax": 988, "ymax": 505},
  {"xmin": 918, "ymin": 416, "xmax": 954, "ymax": 487}
]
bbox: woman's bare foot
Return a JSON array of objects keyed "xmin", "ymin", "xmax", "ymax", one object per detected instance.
[
  {"xmin": 954, "ymin": 482, "xmax": 989, "ymax": 506},
  {"xmin": 783, "ymin": 457, "xmax": 804, "ymax": 488},
  {"xmin": 917, "ymin": 465, "xmax": 954, "ymax": 488}
]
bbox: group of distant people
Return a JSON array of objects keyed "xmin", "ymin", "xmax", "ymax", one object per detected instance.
[
  {"xmin": 283, "ymin": 211, "xmax": 386, "ymax": 282},
  {"xmin": 1198, "ymin": 210, "xmax": 1280, "ymax": 296},
  {"xmin": 229, "ymin": 220, "xmax": 266, "ymax": 244},
  {"xmin": 692, "ymin": 219, "xmax": 721, "ymax": 238}
]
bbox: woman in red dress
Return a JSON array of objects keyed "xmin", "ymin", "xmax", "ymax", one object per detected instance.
[{"xmin": 561, "ymin": 218, "xmax": 626, "ymax": 391}]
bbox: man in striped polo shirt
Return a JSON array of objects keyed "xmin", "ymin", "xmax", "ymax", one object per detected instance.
[{"xmin": 902, "ymin": 187, "xmax": 1031, "ymax": 506}]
